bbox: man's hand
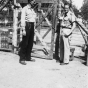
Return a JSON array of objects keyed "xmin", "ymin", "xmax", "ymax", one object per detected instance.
[
  {"xmin": 22, "ymin": 28, "xmax": 26, "ymax": 36},
  {"xmin": 64, "ymin": 31, "xmax": 72, "ymax": 37}
]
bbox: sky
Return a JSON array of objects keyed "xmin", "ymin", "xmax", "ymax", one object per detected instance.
[{"xmin": 72, "ymin": 0, "xmax": 83, "ymax": 9}]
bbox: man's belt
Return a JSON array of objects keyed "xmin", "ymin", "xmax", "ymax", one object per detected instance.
[
  {"xmin": 61, "ymin": 26, "xmax": 71, "ymax": 29},
  {"xmin": 26, "ymin": 21, "xmax": 34, "ymax": 23}
]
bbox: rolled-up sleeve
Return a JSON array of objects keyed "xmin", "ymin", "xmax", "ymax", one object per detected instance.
[{"xmin": 71, "ymin": 13, "xmax": 76, "ymax": 22}]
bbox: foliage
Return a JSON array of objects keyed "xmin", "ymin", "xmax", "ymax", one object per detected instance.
[
  {"xmin": 72, "ymin": 5, "xmax": 80, "ymax": 17},
  {"xmin": 81, "ymin": 0, "xmax": 88, "ymax": 20}
]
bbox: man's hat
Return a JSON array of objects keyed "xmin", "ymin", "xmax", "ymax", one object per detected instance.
[{"xmin": 28, "ymin": 0, "xmax": 34, "ymax": 3}]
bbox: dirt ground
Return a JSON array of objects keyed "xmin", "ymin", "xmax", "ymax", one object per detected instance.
[{"xmin": 0, "ymin": 51, "xmax": 88, "ymax": 88}]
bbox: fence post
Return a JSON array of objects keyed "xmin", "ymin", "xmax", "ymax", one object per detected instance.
[
  {"xmin": 49, "ymin": 1, "xmax": 57, "ymax": 59},
  {"xmin": 86, "ymin": 36, "xmax": 88, "ymax": 66},
  {"xmin": 12, "ymin": 0, "xmax": 18, "ymax": 52}
]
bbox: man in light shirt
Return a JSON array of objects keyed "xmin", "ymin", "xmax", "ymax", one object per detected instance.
[
  {"xmin": 60, "ymin": 2, "xmax": 76, "ymax": 65},
  {"xmin": 19, "ymin": 0, "xmax": 37, "ymax": 65}
]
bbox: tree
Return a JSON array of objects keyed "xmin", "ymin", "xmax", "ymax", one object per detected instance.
[
  {"xmin": 72, "ymin": 5, "xmax": 80, "ymax": 17},
  {"xmin": 81, "ymin": 0, "xmax": 88, "ymax": 20}
]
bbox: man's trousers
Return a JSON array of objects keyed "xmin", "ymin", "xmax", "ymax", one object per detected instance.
[
  {"xmin": 19, "ymin": 22, "xmax": 34, "ymax": 61},
  {"xmin": 55, "ymin": 23, "xmax": 60, "ymax": 60},
  {"xmin": 60, "ymin": 29, "xmax": 70, "ymax": 63}
]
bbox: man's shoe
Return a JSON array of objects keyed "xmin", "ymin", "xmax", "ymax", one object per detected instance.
[
  {"xmin": 60, "ymin": 63, "xmax": 69, "ymax": 65},
  {"xmin": 19, "ymin": 60, "xmax": 26, "ymax": 65},
  {"xmin": 26, "ymin": 58, "xmax": 35, "ymax": 62}
]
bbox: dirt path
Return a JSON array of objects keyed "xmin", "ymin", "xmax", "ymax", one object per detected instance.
[{"xmin": 0, "ymin": 51, "xmax": 88, "ymax": 88}]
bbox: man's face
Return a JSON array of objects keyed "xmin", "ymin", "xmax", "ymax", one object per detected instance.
[
  {"xmin": 64, "ymin": 5, "xmax": 69, "ymax": 13},
  {"xmin": 30, "ymin": 0, "xmax": 35, "ymax": 4}
]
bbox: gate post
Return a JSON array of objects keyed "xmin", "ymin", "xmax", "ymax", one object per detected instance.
[
  {"xmin": 49, "ymin": 1, "xmax": 57, "ymax": 59},
  {"xmin": 12, "ymin": 0, "xmax": 18, "ymax": 52},
  {"xmin": 36, "ymin": 3, "xmax": 42, "ymax": 44},
  {"xmin": 86, "ymin": 36, "xmax": 88, "ymax": 66}
]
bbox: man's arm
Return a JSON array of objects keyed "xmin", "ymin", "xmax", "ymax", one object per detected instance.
[
  {"xmin": 21, "ymin": 7, "xmax": 26, "ymax": 30},
  {"xmin": 70, "ymin": 21, "xmax": 76, "ymax": 33},
  {"xmin": 67, "ymin": 12, "xmax": 76, "ymax": 36},
  {"xmin": 21, "ymin": 7, "xmax": 26, "ymax": 35}
]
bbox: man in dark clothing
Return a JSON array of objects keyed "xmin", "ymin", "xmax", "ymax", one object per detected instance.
[
  {"xmin": 55, "ymin": 19, "xmax": 61, "ymax": 62},
  {"xmin": 19, "ymin": 0, "xmax": 37, "ymax": 65}
]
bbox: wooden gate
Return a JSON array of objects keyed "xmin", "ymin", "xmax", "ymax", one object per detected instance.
[
  {"xmin": 0, "ymin": 0, "xmax": 88, "ymax": 65},
  {"xmin": 13, "ymin": 0, "xmax": 58, "ymax": 59}
]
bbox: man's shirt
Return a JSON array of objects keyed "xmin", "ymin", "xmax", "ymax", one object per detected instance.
[
  {"xmin": 21, "ymin": 4, "xmax": 37, "ymax": 28},
  {"xmin": 61, "ymin": 11, "xmax": 76, "ymax": 29}
]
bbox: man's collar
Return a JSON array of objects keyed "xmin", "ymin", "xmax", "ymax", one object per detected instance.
[
  {"xmin": 65, "ymin": 11, "xmax": 71, "ymax": 16},
  {"xmin": 27, "ymin": 4, "xmax": 31, "ymax": 9}
]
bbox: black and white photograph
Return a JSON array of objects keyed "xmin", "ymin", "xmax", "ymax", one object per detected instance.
[{"xmin": 0, "ymin": 0, "xmax": 88, "ymax": 88}]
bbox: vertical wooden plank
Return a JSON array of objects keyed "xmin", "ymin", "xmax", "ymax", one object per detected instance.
[
  {"xmin": 0, "ymin": 32, "xmax": 1, "ymax": 48},
  {"xmin": 36, "ymin": 3, "xmax": 41, "ymax": 44},
  {"xmin": 12, "ymin": 0, "xmax": 18, "ymax": 52},
  {"xmin": 49, "ymin": 1, "xmax": 57, "ymax": 59},
  {"xmin": 86, "ymin": 36, "xmax": 88, "ymax": 66}
]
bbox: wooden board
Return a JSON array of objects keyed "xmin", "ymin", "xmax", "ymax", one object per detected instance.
[
  {"xmin": 16, "ymin": 0, "xmax": 57, "ymax": 3},
  {"xmin": 16, "ymin": 0, "xmax": 28, "ymax": 3},
  {"xmin": 35, "ymin": 0, "xmax": 57, "ymax": 3}
]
